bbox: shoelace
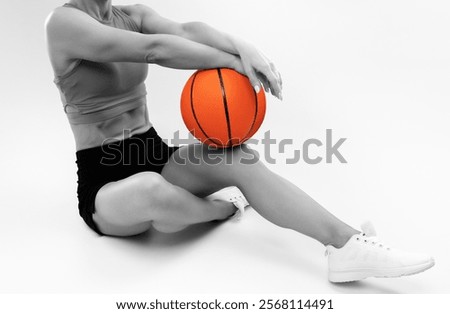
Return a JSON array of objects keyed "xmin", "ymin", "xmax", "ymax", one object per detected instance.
[
  {"xmin": 324, "ymin": 222, "xmax": 390, "ymax": 256},
  {"xmin": 324, "ymin": 234, "xmax": 391, "ymax": 256},
  {"xmin": 356, "ymin": 233, "xmax": 391, "ymax": 250},
  {"xmin": 228, "ymin": 195, "xmax": 247, "ymax": 220}
]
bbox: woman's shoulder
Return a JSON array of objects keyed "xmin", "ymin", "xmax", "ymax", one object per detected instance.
[
  {"xmin": 45, "ymin": 6, "xmax": 86, "ymax": 77},
  {"xmin": 115, "ymin": 3, "xmax": 146, "ymax": 15},
  {"xmin": 114, "ymin": 4, "xmax": 145, "ymax": 29},
  {"xmin": 45, "ymin": 5, "xmax": 89, "ymax": 34}
]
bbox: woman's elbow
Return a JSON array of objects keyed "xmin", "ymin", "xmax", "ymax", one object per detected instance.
[
  {"xmin": 144, "ymin": 34, "xmax": 183, "ymax": 64},
  {"xmin": 144, "ymin": 36, "xmax": 164, "ymax": 64},
  {"xmin": 144, "ymin": 49, "xmax": 159, "ymax": 64},
  {"xmin": 181, "ymin": 21, "xmax": 207, "ymax": 37}
]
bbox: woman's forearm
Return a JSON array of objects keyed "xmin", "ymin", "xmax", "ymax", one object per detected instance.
[
  {"xmin": 147, "ymin": 33, "xmax": 241, "ymax": 71},
  {"xmin": 160, "ymin": 22, "xmax": 282, "ymax": 99}
]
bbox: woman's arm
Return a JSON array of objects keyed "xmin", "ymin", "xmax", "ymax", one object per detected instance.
[
  {"xmin": 183, "ymin": 23, "xmax": 283, "ymax": 100},
  {"xmin": 121, "ymin": 4, "xmax": 282, "ymax": 99},
  {"xmin": 45, "ymin": 7, "xmax": 243, "ymax": 72}
]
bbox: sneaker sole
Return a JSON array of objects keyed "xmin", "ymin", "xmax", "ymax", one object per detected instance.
[{"xmin": 328, "ymin": 258, "xmax": 435, "ymax": 283}]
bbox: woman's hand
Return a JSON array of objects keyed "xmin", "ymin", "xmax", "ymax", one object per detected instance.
[{"xmin": 233, "ymin": 41, "xmax": 283, "ymax": 100}]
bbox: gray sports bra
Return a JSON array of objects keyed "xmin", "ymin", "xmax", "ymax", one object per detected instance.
[{"xmin": 54, "ymin": 3, "xmax": 149, "ymax": 125}]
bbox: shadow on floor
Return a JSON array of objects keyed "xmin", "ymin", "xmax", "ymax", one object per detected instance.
[
  {"xmin": 108, "ymin": 220, "xmax": 225, "ymax": 250},
  {"xmin": 329, "ymin": 280, "xmax": 400, "ymax": 294}
]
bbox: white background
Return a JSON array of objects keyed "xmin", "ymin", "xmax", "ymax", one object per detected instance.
[{"xmin": 0, "ymin": 0, "xmax": 449, "ymax": 294}]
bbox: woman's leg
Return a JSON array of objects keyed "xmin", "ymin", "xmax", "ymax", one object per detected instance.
[
  {"xmin": 93, "ymin": 142, "xmax": 432, "ymax": 281},
  {"xmin": 92, "ymin": 142, "xmax": 357, "ymax": 245},
  {"xmin": 161, "ymin": 144, "xmax": 359, "ymax": 248},
  {"xmin": 93, "ymin": 171, "xmax": 236, "ymax": 236}
]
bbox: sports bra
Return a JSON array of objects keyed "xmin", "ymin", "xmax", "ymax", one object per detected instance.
[{"xmin": 53, "ymin": 3, "xmax": 149, "ymax": 125}]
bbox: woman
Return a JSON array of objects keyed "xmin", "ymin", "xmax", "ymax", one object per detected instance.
[{"xmin": 45, "ymin": 0, "xmax": 434, "ymax": 283}]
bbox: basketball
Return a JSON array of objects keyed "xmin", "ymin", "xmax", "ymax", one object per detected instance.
[{"xmin": 180, "ymin": 68, "xmax": 266, "ymax": 148}]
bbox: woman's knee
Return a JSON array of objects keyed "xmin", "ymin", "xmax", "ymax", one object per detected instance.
[
  {"xmin": 203, "ymin": 143, "xmax": 260, "ymax": 168},
  {"xmin": 133, "ymin": 171, "xmax": 167, "ymax": 191},
  {"xmin": 130, "ymin": 172, "xmax": 174, "ymax": 208},
  {"xmin": 132, "ymin": 173, "xmax": 199, "ymax": 233},
  {"xmin": 229, "ymin": 144, "xmax": 260, "ymax": 165}
]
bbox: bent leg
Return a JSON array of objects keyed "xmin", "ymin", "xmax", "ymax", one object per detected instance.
[
  {"xmin": 162, "ymin": 144, "xmax": 358, "ymax": 247},
  {"xmin": 92, "ymin": 172, "xmax": 236, "ymax": 236}
]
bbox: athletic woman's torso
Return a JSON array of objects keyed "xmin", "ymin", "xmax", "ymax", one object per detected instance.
[{"xmin": 50, "ymin": 3, "xmax": 152, "ymax": 151}]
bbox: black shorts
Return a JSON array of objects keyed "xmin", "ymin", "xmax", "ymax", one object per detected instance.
[{"xmin": 75, "ymin": 127, "xmax": 179, "ymax": 235}]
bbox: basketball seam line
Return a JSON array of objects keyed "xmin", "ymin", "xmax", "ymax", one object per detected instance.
[
  {"xmin": 243, "ymin": 89, "xmax": 259, "ymax": 141},
  {"xmin": 217, "ymin": 69, "xmax": 232, "ymax": 146},
  {"xmin": 190, "ymin": 71, "xmax": 221, "ymax": 146}
]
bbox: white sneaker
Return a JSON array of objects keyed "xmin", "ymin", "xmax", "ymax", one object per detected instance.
[
  {"xmin": 325, "ymin": 222, "xmax": 435, "ymax": 283},
  {"xmin": 205, "ymin": 186, "xmax": 249, "ymax": 220}
]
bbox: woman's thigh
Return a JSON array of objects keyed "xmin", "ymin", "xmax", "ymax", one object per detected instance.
[
  {"xmin": 93, "ymin": 171, "xmax": 191, "ymax": 236},
  {"xmin": 161, "ymin": 143, "xmax": 260, "ymax": 197}
]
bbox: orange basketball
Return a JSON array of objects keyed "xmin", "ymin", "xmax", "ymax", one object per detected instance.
[{"xmin": 180, "ymin": 68, "xmax": 266, "ymax": 148}]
